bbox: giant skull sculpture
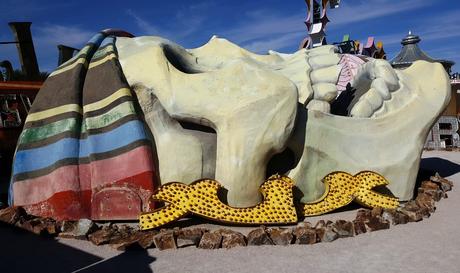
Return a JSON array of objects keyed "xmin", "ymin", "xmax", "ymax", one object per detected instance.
[{"xmin": 116, "ymin": 35, "xmax": 450, "ymax": 207}]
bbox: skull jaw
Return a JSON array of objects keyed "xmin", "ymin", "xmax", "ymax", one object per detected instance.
[{"xmin": 289, "ymin": 61, "xmax": 451, "ymax": 202}]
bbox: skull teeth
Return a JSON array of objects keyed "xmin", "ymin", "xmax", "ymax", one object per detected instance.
[{"xmin": 350, "ymin": 60, "xmax": 403, "ymax": 119}]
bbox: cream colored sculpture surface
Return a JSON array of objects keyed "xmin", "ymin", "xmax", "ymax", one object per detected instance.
[{"xmin": 117, "ymin": 36, "xmax": 450, "ymax": 206}]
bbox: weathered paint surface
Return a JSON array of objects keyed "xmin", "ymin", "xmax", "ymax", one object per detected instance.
[{"xmin": 9, "ymin": 33, "xmax": 157, "ymax": 220}]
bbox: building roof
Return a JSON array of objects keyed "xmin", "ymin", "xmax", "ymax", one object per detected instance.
[{"xmin": 390, "ymin": 32, "xmax": 455, "ymax": 71}]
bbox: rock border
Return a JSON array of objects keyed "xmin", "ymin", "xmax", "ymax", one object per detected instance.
[{"xmin": 0, "ymin": 173, "xmax": 453, "ymax": 251}]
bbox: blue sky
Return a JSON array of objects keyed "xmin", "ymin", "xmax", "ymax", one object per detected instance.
[{"xmin": 1, "ymin": 0, "xmax": 459, "ymax": 73}]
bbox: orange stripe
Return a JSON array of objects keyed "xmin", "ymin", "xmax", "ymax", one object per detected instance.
[{"xmin": 0, "ymin": 81, "xmax": 43, "ymax": 90}]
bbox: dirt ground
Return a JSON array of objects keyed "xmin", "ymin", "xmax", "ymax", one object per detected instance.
[{"xmin": 1, "ymin": 150, "xmax": 459, "ymax": 273}]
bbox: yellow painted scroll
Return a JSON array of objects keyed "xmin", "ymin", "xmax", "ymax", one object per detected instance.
[
  {"xmin": 303, "ymin": 171, "xmax": 399, "ymax": 216},
  {"xmin": 139, "ymin": 171, "xmax": 399, "ymax": 230},
  {"xmin": 140, "ymin": 175, "xmax": 298, "ymax": 230}
]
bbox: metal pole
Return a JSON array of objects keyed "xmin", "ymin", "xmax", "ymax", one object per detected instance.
[{"xmin": 8, "ymin": 22, "xmax": 40, "ymax": 80}]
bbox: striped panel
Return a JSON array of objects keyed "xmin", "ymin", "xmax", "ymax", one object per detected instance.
[
  {"xmin": 13, "ymin": 145, "xmax": 153, "ymax": 206},
  {"xmin": 49, "ymin": 58, "xmax": 88, "ymax": 78},
  {"xmin": 83, "ymin": 88, "xmax": 131, "ymax": 112},
  {"xmin": 20, "ymin": 88, "xmax": 133, "ymax": 147},
  {"xmin": 20, "ymin": 117, "xmax": 80, "ymax": 145},
  {"xmin": 13, "ymin": 139, "xmax": 149, "ymax": 182},
  {"xmin": 26, "ymin": 104, "xmax": 82, "ymax": 122},
  {"xmin": 10, "ymin": 33, "xmax": 156, "ymax": 220},
  {"xmin": 48, "ymin": 33, "xmax": 106, "ymax": 78},
  {"xmin": 13, "ymin": 120, "xmax": 148, "ymax": 176},
  {"xmin": 88, "ymin": 53, "xmax": 117, "ymax": 69},
  {"xmin": 92, "ymin": 44, "xmax": 115, "ymax": 60},
  {"xmin": 83, "ymin": 100, "xmax": 137, "ymax": 131}
]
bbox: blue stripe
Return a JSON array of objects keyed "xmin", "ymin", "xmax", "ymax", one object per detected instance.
[
  {"xmin": 13, "ymin": 120, "xmax": 148, "ymax": 175},
  {"xmin": 88, "ymin": 33, "xmax": 106, "ymax": 45},
  {"xmin": 100, "ymin": 37, "xmax": 114, "ymax": 48}
]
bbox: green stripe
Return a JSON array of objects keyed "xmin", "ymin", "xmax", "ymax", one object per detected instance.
[
  {"xmin": 18, "ymin": 101, "xmax": 137, "ymax": 145},
  {"xmin": 92, "ymin": 45, "xmax": 115, "ymax": 60},
  {"xmin": 83, "ymin": 101, "xmax": 137, "ymax": 131},
  {"xmin": 20, "ymin": 118, "xmax": 80, "ymax": 145},
  {"xmin": 57, "ymin": 45, "xmax": 92, "ymax": 68}
]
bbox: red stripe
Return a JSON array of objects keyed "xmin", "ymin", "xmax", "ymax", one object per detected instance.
[
  {"xmin": 22, "ymin": 190, "xmax": 90, "ymax": 220},
  {"xmin": 81, "ymin": 145, "xmax": 155, "ymax": 191},
  {"xmin": 14, "ymin": 166, "xmax": 81, "ymax": 205},
  {"xmin": 22, "ymin": 170, "xmax": 156, "ymax": 220},
  {"xmin": 13, "ymin": 145, "xmax": 155, "ymax": 206}
]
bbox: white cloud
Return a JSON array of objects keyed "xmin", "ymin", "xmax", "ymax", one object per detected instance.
[
  {"xmin": 219, "ymin": 0, "xmax": 438, "ymax": 54},
  {"xmin": 243, "ymin": 32, "xmax": 305, "ymax": 53},
  {"xmin": 222, "ymin": 12, "xmax": 304, "ymax": 45},
  {"xmin": 34, "ymin": 24, "xmax": 93, "ymax": 47},
  {"xmin": 126, "ymin": 3, "xmax": 209, "ymax": 41},
  {"xmin": 126, "ymin": 9, "xmax": 163, "ymax": 36},
  {"xmin": 332, "ymin": 0, "xmax": 434, "ymax": 26}
]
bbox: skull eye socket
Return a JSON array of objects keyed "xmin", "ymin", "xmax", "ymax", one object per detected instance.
[{"xmin": 162, "ymin": 44, "xmax": 203, "ymax": 74}]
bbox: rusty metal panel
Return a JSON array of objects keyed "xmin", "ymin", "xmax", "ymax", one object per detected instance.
[{"xmin": 91, "ymin": 187, "xmax": 142, "ymax": 220}]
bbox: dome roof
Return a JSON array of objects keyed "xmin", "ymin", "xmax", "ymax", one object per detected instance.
[{"xmin": 390, "ymin": 32, "xmax": 455, "ymax": 71}]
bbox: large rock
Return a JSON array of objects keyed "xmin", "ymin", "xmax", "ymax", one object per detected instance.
[
  {"xmin": 371, "ymin": 207, "xmax": 383, "ymax": 217},
  {"xmin": 355, "ymin": 208, "xmax": 392, "ymax": 231},
  {"xmin": 393, "ymin": 212, "xmax": 410, "ymax": 225},
  {"xmin": 430, "ymin": 173, "xmax": 453, "ymax": 192},
  {"xmin": 89, "ymin": 226, "xmax": 115, "ymax": 246},
  {"xmin": 247, "ymin": 227, "xmax": 273, "ymax": 246},
  {"xmin": 415, "ymin": 193, "xmax": 436, "ymax": 213},
  {"xmin": 153, "ymin": 231, "xmax": 177, "ymax": 251},
  {"xmin": 317, "ymin": 226, "xmax": 339, "ymax": 243},
  {"xmin": 0, "ymin": 207, "xmax": 24, "ymax": 225},
  {"xmin": 198, "ymin": 231, "xmax": 222, "ymax": 249},
  {"xmin": 365, "ymin": 216, "xmax": 390, "ymax": 231},
  {"xmin": 110, "ymin": 233, "xmax": 142, "ymax": 251},
  {"xmin": 218, "ymin": 229, "xmax": 246, "ymax": 249},
  {"xmin": 352, "ymin": 220, "xmax": 368, "ymax": 235},
  {"xmin": 268, "ymin": 228, "xmax": 293, "ymax": 246},
  {"xmin": 293, "ymin": 227, "xmax": 316, "ymax": 245},
  {"xmin": 333, "ymin": 220, "xmax": 354, "ymax": 238},
  {"xmin": 138, "ymin": 230, "xmax": 159, "ymax": 249},
  {"xmin": 398, "ymin": 200, "xmax": 430, "ymax": 222},
  {"xmin": 355, "ymin": 209, "xmax": 372, "ymax": 223},
  {"xmin": 175, "ymin": 228, "xmax": 205, "ymax": 248},
  {"xmin": 58, "ymin": 219, "xmax": 97, "ymax": 240},
  {"xmin": 17, "ymin": 218, "xmax": 58, "ymax": 236},
  {"xmin": 314, "ymin": 221, "xmax": 339, "ymax": 242}
]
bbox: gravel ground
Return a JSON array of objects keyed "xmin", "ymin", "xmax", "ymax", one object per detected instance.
[{"xmin": 1, "ymin": 151, "xmax": 459, "ymax": 273}]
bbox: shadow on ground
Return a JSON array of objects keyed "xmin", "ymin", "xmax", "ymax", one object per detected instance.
[
  {"xmin": 0, "ymin": 222, "xmax": 155, "ymax": 273},
  {"xmin": 75, "ymin": 249, "xmax": 155, "ymax": 273},
  {"xmin": 419, "ymin": 157, "xmax": 460, "ymax": 178},
  {"xmin": 414, "ymin": 157, "xmax": 460, "ymax": 196}
]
